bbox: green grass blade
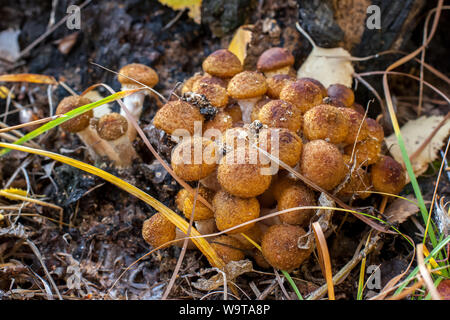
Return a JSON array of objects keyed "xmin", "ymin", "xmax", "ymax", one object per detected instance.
[
  {"xmin": 0, "ymin": 89, "xmax": 141, "ymax": 156},
  {"xmin": 281, "ymin": 270, "xmax": 304, "ymax": 300}
]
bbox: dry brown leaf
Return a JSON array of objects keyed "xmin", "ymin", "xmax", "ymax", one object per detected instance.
[
  {"xmin": 192, "ymin": 259, "xmax": 253, "ymax": 291},
  {"xmin": 385, "ymin": 115, "xmax": 450, "ymax": 179},
  {"xmin": 384, "ymin": 195, "xmax": 419, "ymax": 224}
]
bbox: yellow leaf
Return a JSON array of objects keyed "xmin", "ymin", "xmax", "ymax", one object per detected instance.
[
  {"xmin": 422, "ymin": 244, "xmax": 442, "ymax": 275},
  {"xmin": 228, "ymin": 25, "xmax": 253, "ymax": 64},
  {"xmin": 158, "ymin": 0, "xmax": 202, "ymax": 24}
]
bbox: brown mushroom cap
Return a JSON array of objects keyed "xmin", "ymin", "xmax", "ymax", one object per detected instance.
[
  {"xmin": 202, "ymin": 49, "xmax": 243, "ymax": 78},
  {"xmin": 153, "ymin": 100, "xmax": 204, "ymax": 135},
  {"xmin": 299, "ymin": 77, "xmax": 328, "ymax": 97},
  {"xmin": 261, "ymin": 224, "xmax": 311, "ymax": 271},
  {"xmin": 217, "ymin": 145, "xmax": 272, "ymax": 198},
  {"xmin": 171, "ymin": 136, "xmax": 218, "ymax": 181},
  {"xmin": 339, "ymin": 107, "xmax": 369, "ymax": 145},
  {"xmin": 327, "ymin": 83, "xmax": 355, "ymax": 107},
  {"xmin": 96, "ymin": 112, "xmax": 128, "ymax": 141},
  {"xmin": 210, "ymin": 235, "xmax": 245, "ymax": 263},
  {"xmin": 371, "ymin": 155, "xmax": 406, "ymax": 195},
  {"xmin": 227, "ymin": 71, "xmax": 268, "ymax": 99},
  {"xmin": 118, "ymin": 63, "xmax": 159, "ymax": 88},
  {"xmin": 204, "ymin": 110, "xmax": 233, "ymax": 134},
  {"xmin": 192, "ymin": 81, "xmax": 229, "ymax": 108},
  {"xmin": 56, "ymin": 95, "xmax": 93, "ymax": 133},
  {"xmin": 257, "ymin": 99, "xmax": 302, "ymax": 133},
  {"xmin": 257, "ymin": 47, "xmax": 295, "ymax": 73},
  {"xmin": 194, "ymin": 74, "xmax": 227, "ymax": 88},
  {"xmin": 181, "ymin": 73, "xmax": 203, "ymax": 95},
  {"xmin": 230, "ymin": 223, "xmax": 265, "ymax": 249},
  {"xmin": 181, "ymin": 186, "xmax": 215, "ymax": 221},
  {"xmin": 213, "ymin": 190, "xmax": 260, "ymax": 234},
  {"xmin": 266, "ymin": 74, "xmax": 295, "ymax": 99},
  {"xmin": 344, "ymin": 118, "xmax": 384, "ymax": 166},
  {"xmin": 277, "ymin": 181, "xmax": 316, "ymax": 226},
  {"xmin": 300, "ymin": 140, "xmax": 347, "ymax": 190},
  {"xmin": 303, "ymin": 104, "xmax": 350, "ymax": 144},
  {"xmin": 258, "ymin": 128, "xmax": 303, "ymax": 168},
  {"xmin": 280, "ymin": 79, "xmax": 324, "ymax": 114},
  {"xmin": 337, "ymin": 161, "xmax": 372, "ymax": 201},
  {"xmin": 142, "ymin": 212, "xmax": 176, "ymax": 248},
  {"xmin": 251, "ymin": 98, "xmax": 272, "ymax": 122}
]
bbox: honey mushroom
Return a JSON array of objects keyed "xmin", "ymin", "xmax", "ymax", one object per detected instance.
[
  {"xmin": 280, "ymin": 78, "xmax": 324, "ymax": 114},
  {"xmin": 256, "ymin": 99, "xmax": 302, "ymax": 133},
  {"xmin": 210, "ymin": 235, "xmax": 245, "ymax": 264},
  {"xmin": 118, "ymin": 63, "xmax": 159, "ymax": 120},
  {"xmin": 142, "ymin": 212, "xmax": 176, "ymax": 249},
  {"xmin": 256, "ymin": 47, "xmax": 296, "ymax": 78},
  {"xmin": 191, "ymin": 76, "xmax": 229, "ymax": 108},
  {"xmin": 337, "ymin": 155, "xmax": 372, "ymax": 201},
  {"xmin": 227, "ymin": 71, "xmax": 268, "ymax": 123},
  {"xmin": 202, "ymin": 49, "xmax": 243, "ymax": 79},
  {"xmin": 299, "ymin": 139, "xmax": 347, "ymax": 191},
  {"xmin": 96, "ymin": 112, "xmax": 138, "ymax": 168},
  {"xmin": 327, "ymin": 83, "xmax": 355, "ymax": 107},
  {"xmin": 171, "ymin": 136, "xmax": 218, "ymax": 181},
  {"xmin": 178, "ymin": 185, "xmax": 215, "ymax": 221},
  {"xmin": 258, "ymin": 127, "xmax": 303, "ymax": 168},
  {"xmin": 344, "ymin": 117, "xmax": 384, "ymax": 166},
  {"xmin": 250, "ymin": 97, "xmax": 272, "ymax": 123},
  {"xmin": 371, "ymin": 155, "xmax": 406, "ymax": 195},
  {"xmin": 266, "ymin": 74, "xmax": 295, "ymax": 99},
  {"xmin": 339, "ymin": 107, "xmax": 369, "ymax": 145},
  {"xmin": 212, "ymin": 190, "xmax": 260, "ymax": 234},
  {"xmin": 303, "ymin": 104, "xmax": 350, "ymax": 144},
  {"xmin": 261, "ymin": 224, "xmax": 311, "ymax": 272},
  {"xmin": 273, "ymin": 178, "xmax": 316, "ymax": 226},
  {"xmin": 153, "ymin": 99, "xmax": 204, "ymax": 136},
  {"xmin": 217, "ymin": 145, "xmax": 272, "ymax": 198},
  {"xmin": 55, "ymin": 95, "xmax": 112, "ymax": 161}
]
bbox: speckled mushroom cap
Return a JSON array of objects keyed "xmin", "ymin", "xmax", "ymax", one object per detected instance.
[
  {"xmin": 96, "ymin": 112, "xmax": 128, "ymax": 141},
  {"xmin": 56, "ymin": 95, "xmax": 93, "ymax": 133},
  {"xmin": 153, "ymin": 100, "xmax": 204, "ymax": 135},
  {"xmin": 257, "ymin": 47, "xmax": 295, "ymax": 72},
  {"xmin": 192, "ymin": 80, "xmax": 228, "ymax": 108},
  {"xmin": 266, "ymin": 74, "xmax": 295, "ymax": 99},
  {"xmin": 257, "ymin": 99, "xmax": 302, "ymax": 133},
  {"xmin": 227, "ymin": 71, "xmax": 268, "ymax": 99},
  {"xmin": 202, "ymin": 49, "xmax": 243, "ymax": 78},
  {"xmin": 118, "ymin": 63, "xmax": 159, "ymax": 88},
  {"xmin": 279, "ymin": 78, "xmax": 324, "ymax": 114},
  {"xmin": 371, "ymin": 155, "xmax": 406, "ymax": 195}
]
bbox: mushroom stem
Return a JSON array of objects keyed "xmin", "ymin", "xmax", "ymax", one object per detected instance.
[
  {"xmin": 76, "ymin": 126, "xmax": 116, "ymax": 160},
  {"xmin": 120, "ymin": 91, "xmax": 145, "ymax": 120},
  {"xmin": 237, "ymin": 97, "xmax": 260, "ymax": 123},
  {"xmin": 96, "ymin": 112, "xmax": 138, "ymax": 168}
]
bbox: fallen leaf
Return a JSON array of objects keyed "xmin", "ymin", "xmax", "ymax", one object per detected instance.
[
  {"xmin": 295, "ymin": 23, "xmax": 354, "ymax": 88},
  {"xmin": 384, "ymin": 195, "xmax": 419, "ymax": 224},
  {"xmin": 228, "ymin": 25, "xmax": 253, "ymax": 64},
  {"xmin": 55, "ymin": 32, "xmax": 79, "ymax": 55},
  {"xmin": 192, "ymin": 259, "xmax": 253, "ymax": 291},
  {"xmin": 297, "ymin": 46, "xmax": 354, "ymax": 88},
  {"xmin": 385, "ymin": 115, "xmax": 450, "ymax": 179},
  {"xmin": 158, "ymin": 0, "xmax": 202, "ymax": 24}
]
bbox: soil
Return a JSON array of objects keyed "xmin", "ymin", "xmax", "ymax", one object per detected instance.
[{"xmin": 0, "ymin": 0, "xmax": 448, "ymax": 300}]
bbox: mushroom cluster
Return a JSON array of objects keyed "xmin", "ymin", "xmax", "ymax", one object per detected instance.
[
  {"xmin": 55, "ymin": 63, "xmax": 159, "ymax": 168},
  {"xmin": 141, "ymin": 47, "xmax": 407, "ymax": 272}
]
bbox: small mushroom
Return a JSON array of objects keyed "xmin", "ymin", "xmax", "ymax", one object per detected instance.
[
  {"xmin": 257, "ymin": 47, "xmax": 296, "ymax": 78},
  {"xmin": 118, "ymin": 63, "xmax": 159, "ymax": 120},
  {"xmin": 227, "ymin": 71, "xmax": 268, "ymax": 123},
  {"xmin": 96, "ymin": 112, "xmax": 138, "ymax": 168},
  {"xmin": 327, "ymin": 83, "xmax": 355, "ymax": 107},
  {"xmin": 202, "ymin": 49, "xmax": 243, "ymax": 79},
  {"xmin": 261, "ymin": 224, "xmax": 311, "ymax": 271},
  {"xmin": 266, "ymin": 74, "xmax": 295, "ymax": 99},
  {"xmin": 210, "ymin": 235, "xmax": 245, "ymax": 264},
  {"xmin": 257, "ymin": 99, "xmax": 302, "ymax": 133},
  {"xmin": 142, "ymin": 212, "xmax": 176, "ymax": 249},
  {"xmin": 371, "ymin": 155, "xmax": 406, "ymax": 195},
  {"xmin": 303, "ymin": 104, "xmax": 350, "ymax": 144},
  {"xmin": 212, "ymin": 190, "xmax": 260, "ymax": 234},
  {"xmin": 299, "ymin": 140, "xmax": 347, "ymax": 191},
  {"xmin": 280, "ymin": 78, "xmax": 324, "ymax": 114},
  {"xmin": 55, "ymin": 95, "xmax": 112, "ymax": 160}
]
